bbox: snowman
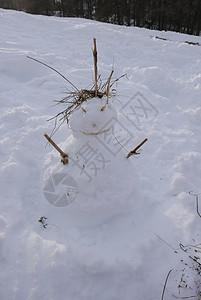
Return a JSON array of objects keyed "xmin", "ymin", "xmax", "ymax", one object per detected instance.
[
  {"xmin": 43, "ymin": 39, "xmax": 140, "ymax": 216},
  {"xmin": 43, "ymin": 94, "xmax": 140, "ymax": 215}
]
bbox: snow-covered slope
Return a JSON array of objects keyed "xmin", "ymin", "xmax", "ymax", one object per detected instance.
[{"xmin": 0, "ymin": 9, "xmax": 201, "ymax": 300}]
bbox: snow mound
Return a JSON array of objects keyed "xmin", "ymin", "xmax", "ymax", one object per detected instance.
[
  {"xmin": 0, "ymin": 55, "xmax": 49, "ymax": 82},
  {"xmin": 132, "ymin": 66, "xmax": 177, "ymax": 97}
]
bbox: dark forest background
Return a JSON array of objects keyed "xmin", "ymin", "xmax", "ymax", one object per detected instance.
[{"xmin": 1, "ymin": 0, "xmax": 201, "ymax": 35}]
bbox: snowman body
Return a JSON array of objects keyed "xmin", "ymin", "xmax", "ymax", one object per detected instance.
[{"xmin": 43, "ymin": 97, "xmax": 140, "ymax": 214}]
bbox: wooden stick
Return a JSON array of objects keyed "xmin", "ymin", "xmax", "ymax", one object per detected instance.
[
  {"xmin": 44, "ymin": 133, "xmax": 68, "ymax": 164},
  {"xmin": 106, "ymin": 69, "xmax": 114, "ymax": 104},
  {"xmin": 126, "ymin": 138, "xmax": 148, "ymax": 158},
  {"xmin": 92, "ymin": 38, "xmax": 98, "ymax": 97},
  {"xmin": 161, "ymin": 269, "xmax": 173, "ymax": 300}
]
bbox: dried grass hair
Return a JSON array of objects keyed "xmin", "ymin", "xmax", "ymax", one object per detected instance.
[{"xmin": 27, "ymin": 39, "xmax": 126, "ymax": 137}]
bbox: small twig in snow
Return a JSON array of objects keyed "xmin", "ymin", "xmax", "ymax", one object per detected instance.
[
  {"xmin": 38, "ymin": 216, "xmax": 48, "ymax": 228},
  {"xmin": 161, "ymin": 269, "xmax": 173, "ymax": 300},
  {"xmin": 112, "ymin": 133, "xmax": 130, "ymax": 154},
  {"xmin": 27, "ymin": 56, "xmax": 79, "ymax": 92},
  {"xmin": 106, "ymin": 69, "xmax": 114, "ymax": 104},
  {"xmin": 154, "ymin": 233, "xmax": 179, "ymax": 253},
  {"xmin": 92, "ymin": 38, "xmax": 98, "ymax": 97},
  {"xmin": 110, "ymin": 73, "xmax": 128, "ymax": 88},
  {"xmin": 189, "ymin": 191, "xmax": 201, "ymax": 218},
  {"xmin": 172, "ymin": 295, "xmax": 198, "ymax": 299}
]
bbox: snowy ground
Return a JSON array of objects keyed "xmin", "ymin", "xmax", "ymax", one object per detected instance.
[{"xmin": 0, "ymin": 9, "xmax": 201, "ymax": 300}]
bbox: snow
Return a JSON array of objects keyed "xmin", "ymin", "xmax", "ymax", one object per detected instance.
[{"xmin": 1, "ymin": 8, "xmax": 201, "ymax": 300}]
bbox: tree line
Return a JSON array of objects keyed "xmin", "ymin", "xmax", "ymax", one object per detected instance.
[{"xmin": 1, "ymin": 0, "xmax": 201, "ymax": 36}]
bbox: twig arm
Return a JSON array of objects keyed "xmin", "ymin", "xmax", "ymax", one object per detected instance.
[
  {"xmin": 126, "ymin": 138, "xmax": 148, "ymax": 158},
  {"xmin": 44, "ymin": 133, "xmax": 68, "ymax": 164}
]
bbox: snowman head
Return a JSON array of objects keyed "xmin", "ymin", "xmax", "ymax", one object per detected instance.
[{"xmin": 69, "ymin": 96, "xmax": 117, "ymax": 139}]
